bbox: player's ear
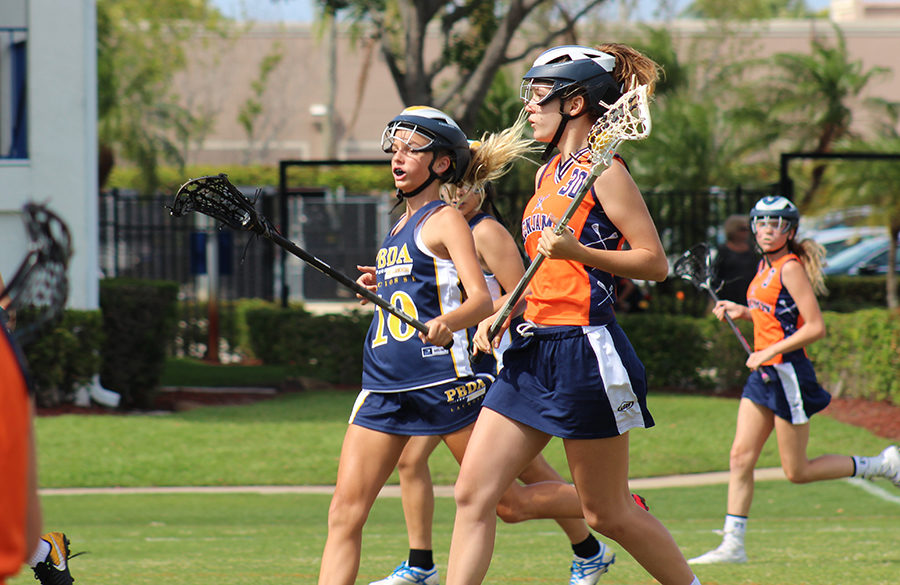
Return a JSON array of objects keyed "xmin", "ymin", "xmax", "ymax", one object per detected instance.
[
  {"xmin": 433, "ymin": 152, "xmax": 451, "ymax": 175},
  {"xmin": 566, "ymin": 94, "xmax": 587, "ymax": 117}
]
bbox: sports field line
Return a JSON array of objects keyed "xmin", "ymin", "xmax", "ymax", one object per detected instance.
[{"xmin": 39, "ymin": 467, "xmax": 788, "ymax": 497}]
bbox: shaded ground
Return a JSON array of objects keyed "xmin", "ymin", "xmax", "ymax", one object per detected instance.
[
  {"xmin": 820, "ymin": 397, "xmax": 900, "ymax": 441},
  {"xmin": 38, "ymin": 387, "xmax": 900, "ymax": 442}
]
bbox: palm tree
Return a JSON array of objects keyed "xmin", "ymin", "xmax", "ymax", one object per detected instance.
[{"xmin": 765, "ymin": 24, "xmax": 896, "ymax": 208}]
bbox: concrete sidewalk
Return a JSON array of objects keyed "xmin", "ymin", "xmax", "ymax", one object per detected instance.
[{"xmin": 40, "ymin": 468, "xmax": 786, "ymax": 497}]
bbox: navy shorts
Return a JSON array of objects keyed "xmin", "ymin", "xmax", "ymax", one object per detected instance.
[
  {"xmin": 350, "ymin": 377, "xmax": 487, "ymax": 435},
  {"xmin": 483, "ymin": 322, "xmax": 655, "ymax": 439},
  {"xmin": 743, "ymin": 360, "xmax": 831, "ymax": 424}
]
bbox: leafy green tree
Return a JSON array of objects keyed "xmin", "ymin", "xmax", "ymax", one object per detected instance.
[
  {"xmin": 683, "ymin": 0, "xmax": 814, "ymax": 20},
  {"xmin": 317, "ymin": 0, "xmax": 609, "ymax": 133},
  {"xmin": 763, "ymin": 25, "xmax": 896, "ymax": 208},
  {"xmin": 97, "ymin": 0, "xmax": 226, "ymax": 193},
  {"xmin": 624, "ymin": 26, "xmax": 776, "ymax": 191},
  {"xmin": 237, "ymin": 43, "xmax": 286, "ymax": 164}
]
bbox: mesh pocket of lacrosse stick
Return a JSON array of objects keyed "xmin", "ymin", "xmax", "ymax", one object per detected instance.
[
  {"xmin": 1, "ymin": 203, "xmax": 73, "ymax": 345},
  {"xmin": 170, "ymin": 174, "xmax": 262, "ymax": 232},
  {"xmin": 673, "ymin": 243, "xmax": 714, "ymax": 292},
  {"xmin": 586, "ymin": 83, "xmax": 652, "ymax": 174},
  {"xmin": 674, "ymin": 243, "xmax": 771, "ymax": 383}
]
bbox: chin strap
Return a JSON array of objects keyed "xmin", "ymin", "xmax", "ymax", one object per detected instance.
[
  {"xmin": 396, "ymin": 153, "xmax": 443, "ymax": 200},
  {"xmin": 396, "ymin": 170, "xmax": 439, "ymax": 200},
  {"xmin": 541, "ymin": 111, "xmax": 574, "ymax": 162}
]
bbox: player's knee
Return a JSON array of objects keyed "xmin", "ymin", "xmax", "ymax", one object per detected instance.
[
  {"xmin": 327, "ymin": 495, "xmax": 368, "ymax": 534},
  {"xmin": 582, "ymin": 507, "xmax": 628, "ymax": 541},
  {"xmin": 729, "ymin": 445, "xmax": 756, "ymax": 472},
  {"xmin": 782, "ymin": 465, "xmax": 812, "ymax": 484},
  {"xmin": 495, "ymin": 494, "xmax": 528, "ymax": 524}
]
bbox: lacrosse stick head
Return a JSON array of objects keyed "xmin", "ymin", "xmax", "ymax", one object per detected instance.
[
  {"xmin": 1, "ymin": 203, "xmax": 73, "ymax": 344},
  {"xmin": 673, "ymin": 243, "xmax": 713, "ymax": 292},
  {"xmin": 587, "ymin": 83, "xmax": 651, "ymax": 174},
  {"xmin": 170, "ymin": 174, "xmax": 261, "ymax": 232}
]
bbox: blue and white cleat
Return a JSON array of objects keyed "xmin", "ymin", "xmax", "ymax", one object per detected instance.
[
  {"xmin": 569, "ymin": 542, "xmax": 615, "ymax": 585},
  {"xmin": 369, "ymin": 561, "xmax": 440, "ymax": 585}
]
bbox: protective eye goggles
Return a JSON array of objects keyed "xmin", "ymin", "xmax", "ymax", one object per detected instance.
[
  {"xmin": 381, "ymin": 122, "xmax": 436, "ymax": 153},
  {"xmin": 751, "ymin": 217, "xmax": 795, "ymax": 234},
  {"xmin": 519, "ymin": 79, "xmax": 557, "ymax": 106},
  {"xmin": 440, "ymin": 184, "xmax": 484, "ymax": 208}
]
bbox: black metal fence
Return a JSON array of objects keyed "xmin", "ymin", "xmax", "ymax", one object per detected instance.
[
  {"xmin": 99, "ymin": 188, "xmax": 277, "ymax": 300},
  {"xmin": 98, "ymin": 184, "xmax": 767, "ymax": 325}
]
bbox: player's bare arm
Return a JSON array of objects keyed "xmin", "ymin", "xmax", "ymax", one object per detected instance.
[
  {"xmin": 537, "ymin": 163, "xmax": 667, "ymax": 281},
  {"xmin": 421, "ymin": 206, "xmax": 492, "ymax": 335}
]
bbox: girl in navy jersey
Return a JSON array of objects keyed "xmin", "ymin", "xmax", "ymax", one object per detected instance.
[
  {"xmin": 316, "ymin": 106, "xmax": 493, "ymax": 585},
  {"xmin": 370, "ymin": 120, "xmax": 628, "ymax": 585},
  {"xmin": 447, "ymin": 44, "xmax": 702, "ymax": 585},
  {"xmin": 688, "ymin": 196, "xmax": 900, "ymax": 565}
]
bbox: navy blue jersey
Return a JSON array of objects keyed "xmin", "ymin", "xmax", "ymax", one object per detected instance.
[{"xmin": 362, "ymin": 200, "xmax": 474, "ymax": 392}]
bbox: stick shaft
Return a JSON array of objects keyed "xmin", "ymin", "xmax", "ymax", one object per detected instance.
[
  {"xmin": 705, "ymin": 287, "xmax": 752, "ymax": 354},
  {"xmin": 262, "ymin": 227, "xmax": 432, "ymax": 338},
  {"xmin": 705, "ymin": 285, "xmax": 771, "ymax": 383},
  {"xmin": 483, "ymin": 173, "xmax": 600, "ymax": 345}
]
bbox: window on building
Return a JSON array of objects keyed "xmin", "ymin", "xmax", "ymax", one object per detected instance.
[{"xmin": 1, "ymin": 26, "xmax": 28, "ymax": 159}]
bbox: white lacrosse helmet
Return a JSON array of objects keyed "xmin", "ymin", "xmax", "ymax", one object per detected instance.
[
  {"xmin": 381, "ymin": 106, "xmax": 471, "ymax": 184},
  {"xmin": 521, "ymin": 45, "xmax": 621, "ymax": 116},
  {"xmin": 750, "ymin": 195, "xmax": 800, "ymax": 234}
]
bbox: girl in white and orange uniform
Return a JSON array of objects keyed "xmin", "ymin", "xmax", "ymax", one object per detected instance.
[
  {"xmin": 689, "ymin": 195, "xmax": 900, "ymax": 565},
  {"xmin": 450, "ymin": 44, "xmax": 702, "ymax": 585}
]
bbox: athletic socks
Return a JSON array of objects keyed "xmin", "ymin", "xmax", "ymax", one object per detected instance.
[
  {"xmin": 571, "ymin": 534, "xmax": 601, "ymax": 559},
  {"xmin": 27, "ymin": 539, "xmax": 51, "ymax": 567},
  {"xmin": 853, "ymin": 454, "xmax": 876, "ymax": 478},
  {"xmin": 408, "ymin": 548, "xmax": 434, "ymax": 571},
  {"xmin": 723, "ymin": 514, "xmax": 747, "ymax": 547}
]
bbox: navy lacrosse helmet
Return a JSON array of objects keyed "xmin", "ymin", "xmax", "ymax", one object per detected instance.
[
  {"xmin": 381, "ymin": 106, "xmax": 471, "ymax": 185},
  {"xmin": 521, "ymin": 45, "xmax": 622, "ymax": 117},
  {"xmin": 749, "ymin": 196, "xmax": 800, "ymax": 234}
]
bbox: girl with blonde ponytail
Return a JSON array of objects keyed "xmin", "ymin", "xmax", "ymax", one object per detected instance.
[{"xmin": 692, "ymin": 195, "xmax": 899, "ymax": 565}]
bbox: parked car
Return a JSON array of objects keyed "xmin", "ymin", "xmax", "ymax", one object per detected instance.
[
  {"xmin": 823, "ymin": 236, "xmax": 900, "ymax": 276},
  {"xmin": 802, "ymin": 225, "xmax": 886, "ymax": 258}
]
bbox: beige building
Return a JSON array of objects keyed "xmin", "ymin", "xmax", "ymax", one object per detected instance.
[{"xmin": 174, "ymin": 1, "xmax": 900, "ymax": 167}]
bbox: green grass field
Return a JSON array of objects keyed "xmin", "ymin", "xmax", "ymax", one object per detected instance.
[{"xmin": 21, "ymin": 389, "xmax": 900, "ymax": 584}]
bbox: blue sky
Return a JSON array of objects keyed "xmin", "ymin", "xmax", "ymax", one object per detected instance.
[{"xmin": 211, "ymin": 0, "xmax": 835, "ymax": 23}]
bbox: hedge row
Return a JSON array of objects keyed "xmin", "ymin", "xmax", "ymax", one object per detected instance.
[
  {"xmin": 19, "ymin": 279, "xmax": 178, "ymax": 409},
  {"xmin": 20, "ymin": 290, "xmax": 900, "ymax": 408}
]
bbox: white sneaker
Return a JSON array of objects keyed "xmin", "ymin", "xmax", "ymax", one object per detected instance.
[
  {"xmin": 876, "ymin": 445, "xmax": 900, "ymax": 488},
  {"xmin": 569, "ymin": 543, "xmax": 615, "ymax": 585},
  {"xmin": 688, "ymin": 540, "xmax": 747, "ymax": 565},
  {"xmin": 369, "ymin": 561, "xmax": 440, "ymax": 585}
]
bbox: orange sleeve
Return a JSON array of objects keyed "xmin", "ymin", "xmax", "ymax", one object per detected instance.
[{"xmin": 0, "ymin": 332, "xmax": 31, "ymax": 582}]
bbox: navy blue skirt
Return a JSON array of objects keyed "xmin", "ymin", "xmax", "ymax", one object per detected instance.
[
  {"xmin": 483, "ymin": 323, "xmax": 654, "ymax": 439},
  {"xmin": 349, "ymin": 376, "xmax": 486, "ymax": 435},
  {"xmin": 743, "ymin": 360, "xmax": 831, "ymax": 424}
]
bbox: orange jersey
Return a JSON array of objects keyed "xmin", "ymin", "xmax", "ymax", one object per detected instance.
[
  {"xmin": 521, "ymin": 149, "xmax": 623, "ymax": 325},
  {"xmin": 0, "ymin": 328, "xmax": 31, "ymax": 583},
  {"xmin": 746, "ymin": 253, "xmax": 806, "ymax": 365}
]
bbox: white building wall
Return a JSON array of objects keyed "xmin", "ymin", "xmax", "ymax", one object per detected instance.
[{"xmin": 0, "ymin": 0, "xmax": 97, "ymax": 309}]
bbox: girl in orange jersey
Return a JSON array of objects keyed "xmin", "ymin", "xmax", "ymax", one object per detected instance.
[
  {"xmin": 688, "ymin": 195, "xmax": 900, "ymax": 565},
  {"xmin": 448, "ymin": 45, "xmax": 702, "ymax": 585}
]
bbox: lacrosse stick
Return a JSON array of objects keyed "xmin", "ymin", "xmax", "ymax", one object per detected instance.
[
  {"xmin": 673, "ymin": 243, "xmax": 770, "ymax": 383},
  {"xmin": 1, "ymin": 203, "xmax": 73, "ymax": 345},
  {"xmin": 169, "ymin": 174, "xmax": 450, "ymax": 347},
  {"xmin": 476, "ymin": 84, "xmax": 652, "ymax": 357}
]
